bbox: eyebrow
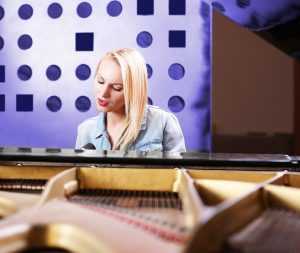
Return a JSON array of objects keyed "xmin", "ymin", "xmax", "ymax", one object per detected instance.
[
  {"xmin": 97, "ymin": 75, "xmax": 123, "ymax": 86},
  {"xmin": 97, "ymin": 75, "xmax": 104, "ymax": 81}
]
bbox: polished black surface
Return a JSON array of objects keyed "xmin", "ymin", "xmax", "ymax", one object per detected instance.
[{"xmin": 0, "ymin": 147, "xmax": 298, "ymax": 170}]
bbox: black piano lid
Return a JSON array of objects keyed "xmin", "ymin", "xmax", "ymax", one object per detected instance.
[
  {"xmin": 212, "ymin": 0, "xmax": 300, "ymax": 59},
  {"xmin": 0, "ymin": 147, "xmax": 298, "ymax": 170}
]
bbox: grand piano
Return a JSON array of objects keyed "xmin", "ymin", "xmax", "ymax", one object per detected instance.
[{"xmin": 0, "ymin": 148, "xmax": 299, "ymax": 252}]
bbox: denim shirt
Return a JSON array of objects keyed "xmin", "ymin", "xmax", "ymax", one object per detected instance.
[{"xmin": 75, "ymin": 105, "xmax": 186, "ymax": 152}]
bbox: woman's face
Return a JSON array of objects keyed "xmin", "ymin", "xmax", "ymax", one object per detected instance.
[{"xmin": 94, "ymin": 57, "xmax": 125, "ymax": 114}]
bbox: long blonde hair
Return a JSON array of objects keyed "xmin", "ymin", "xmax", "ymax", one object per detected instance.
[{"xmin": 96, "ymin": 48, "xmax": 148, "ymax": 149}]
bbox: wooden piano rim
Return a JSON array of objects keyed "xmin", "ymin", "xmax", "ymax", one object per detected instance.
[{"xmin": 0, "ymin": 223, "xmax": 111, "ymax": 253}]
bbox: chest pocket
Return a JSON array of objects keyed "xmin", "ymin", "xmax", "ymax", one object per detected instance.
[{"xmin": 134, "ymin": 139, "xmax": 163, "ymax": 152}]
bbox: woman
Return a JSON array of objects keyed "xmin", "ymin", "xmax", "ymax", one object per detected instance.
[{"xmin": 75, "ymin": 48, "xmax": 186, "ymax": 152}]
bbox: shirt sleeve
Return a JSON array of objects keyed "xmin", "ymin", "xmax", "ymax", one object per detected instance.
[
  {"xmin": 75, "ymin": 124, "xmax": 83, "ymax": 149},
  {"xmin": 163, "ymin": 113, "xmax": 186, "ymax": 152},
  {"xmin": 75, "ymin": 122, "xmax": 90, "ymax": 149}
]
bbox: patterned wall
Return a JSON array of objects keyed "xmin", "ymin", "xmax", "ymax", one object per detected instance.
[{"xmin": 0, "ymin": 0, "xmax": 211, "ymax": 151}]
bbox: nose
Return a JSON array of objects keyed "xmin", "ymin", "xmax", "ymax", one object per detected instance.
[{"xmin": 100, "ymin": 84, "xmax": 110, "ymax": 98}]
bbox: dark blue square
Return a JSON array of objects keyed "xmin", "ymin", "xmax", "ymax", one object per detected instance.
[
  {"xmin": 137, "ymin": 0, "xmax": 154, "ymax": 15},
  {"xmin": 16, "ymin": 94, "xmax": 33, "ymax": 112},
  {"xmin": 0, "ymin": 65, "xmax": 5, "ymax": 82},
  {"xmin": 76, "ymin": 33, "xmax": 94, "ymax": 51},
  {"xmin": 169, "ymin": 30, "xmax": 186, "ymax": 47},
  {"xmin": 169, "ymin": 0, "xmax": 185, "ymax": 15},
  {"xmin": 0, "ymin": 95, "xmax": 5, "ymax": 111}
]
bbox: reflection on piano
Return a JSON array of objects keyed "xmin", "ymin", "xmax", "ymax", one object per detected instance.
[{"xmin": 0, "ymin": 148, "xmax": 299, "ymax": 252}]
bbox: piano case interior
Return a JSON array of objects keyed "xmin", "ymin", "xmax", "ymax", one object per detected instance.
[{"xmin": 0, "ymin": 160, "xmax": 299, "ymax": 253}]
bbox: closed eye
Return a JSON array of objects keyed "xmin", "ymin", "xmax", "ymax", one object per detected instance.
[
  {"xmin": 97, "ymin": 76, "xmax": 105, "ymax": 84},
  {"xmin": 111, "ymin": 83, "xmax": 123, "ymax": 91}
]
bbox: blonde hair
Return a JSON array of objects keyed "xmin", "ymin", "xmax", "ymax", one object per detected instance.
[{"xmin": 96, "ymin": 48, "xmax": 148, "ymax": 150}]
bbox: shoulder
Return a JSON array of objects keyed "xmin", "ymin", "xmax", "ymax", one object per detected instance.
[
  {"xmin": 146, "ymin": 105, "xmax": 175, "ymax": 122},
  {"xmin": 146, "ymin": 105, "xmax": 179, "ymax": 126},
  {"xmin": 75, "ymin": 115, "xmax": 100, "ymax": 149},
  {"xmin": 145, "ymin": 106, "xmax": 186, "ymax": 152},
  {"xmin": 77, "ymin": 115, "xmax": 99, "ymax": 133}
]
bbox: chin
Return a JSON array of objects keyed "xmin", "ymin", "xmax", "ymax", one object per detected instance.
[
  {"xmin": 96, "ymin": 104, "xmax": 110, "ymax": 112},
  {"xmin": 97, "ymin": 107, "xmax": 111, "ymax": 113}
]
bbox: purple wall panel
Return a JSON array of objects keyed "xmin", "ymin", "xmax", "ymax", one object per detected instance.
[{"xmin": 0, "ymin": 0, "xmax": 211, "ymax": 151}]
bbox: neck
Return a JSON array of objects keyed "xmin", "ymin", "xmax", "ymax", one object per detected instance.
[
  {"xmin": 106, "ymin": 110, "xmax": 127, "ymax": 150},
  {"xmin": 106, "ymin": 110, "xmax": 126, "ymax": 127}
]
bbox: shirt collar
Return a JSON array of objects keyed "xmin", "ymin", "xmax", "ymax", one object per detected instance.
[
  {"xmin": 94, "ymin": 112, "xmax": 106, "ymax": 139},
  {"xmin": 94, "ymin": 105, "xmax": 148, "ymax": 139}
]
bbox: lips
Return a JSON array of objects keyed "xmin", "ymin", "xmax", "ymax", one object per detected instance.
[{"xmin": 98, "ymin": 98, "xmax": 109, "ymax": 107}]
